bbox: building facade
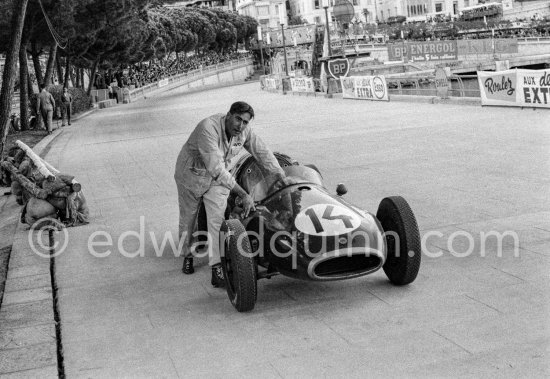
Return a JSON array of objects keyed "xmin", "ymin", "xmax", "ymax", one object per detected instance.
[
  {"xmin": 286, "ymin": 0, "xmax": 547, "ymax": 24},
  {"xmin": 288, "ymin": 0, "xmax": 378, "ymax": 25},
  {"xmin": 236, "ymin": 0, "xmax": 288, "ymax": 29},
  {"xmin": 164, "ymin": 0, "xmax": 234, "ymax": 10}
]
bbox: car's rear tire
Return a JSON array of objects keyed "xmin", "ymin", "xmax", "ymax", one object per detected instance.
[
  {"xmin": 376, "ymin": 196, "xmax": 421, "ymax": 285},
  {"xmin": 220, "ymin": 219, "xmax": 257, "ymax": 312}
]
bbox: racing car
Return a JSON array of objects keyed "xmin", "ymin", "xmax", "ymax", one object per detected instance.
[{"xmin": 197, "ymin": 153, "xmax": 421, "ymax": 312}]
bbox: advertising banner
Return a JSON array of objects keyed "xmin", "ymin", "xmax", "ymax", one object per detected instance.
[
  {"xmin": 457, "ymin": 39, "xmax": 518, "ymax": 55},
  {"xmin": 516, "ymin": 70, "xmax": 550, "ymax": 108},
  {"xmin": 340, "ymin": 76, "xmax": 389, "ymax": 101},
  {"xmin": 477, "ymin": 69, "xmax": 550, "ymax": 108},
  {"xmin": 264, "ymin": 78, "xmax": 280, "ymax": 91},
  {"xmin": 388, "ymin": 41, "xmax": 458, "ymax": 62},
  {"xmin": 290, "ymin": 77, "xmax": 315, "ymax": 92}
]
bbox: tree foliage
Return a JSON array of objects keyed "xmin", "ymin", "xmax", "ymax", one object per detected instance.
[{"xmin": 1, "ymin": 1, "xmax": 258, "ymax": 71}]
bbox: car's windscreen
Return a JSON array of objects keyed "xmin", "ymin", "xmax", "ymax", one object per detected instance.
[{"xmin": 250, "ymin": 165, "xmax": 323, "ymax": 202}]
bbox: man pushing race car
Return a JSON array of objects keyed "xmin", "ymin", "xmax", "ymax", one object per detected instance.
[{"xmin": 174, "ymin": 101, "xmax": 288, "ymax": 288}]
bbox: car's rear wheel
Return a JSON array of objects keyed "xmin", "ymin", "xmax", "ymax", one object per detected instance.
[
  {"xmin": 220, "ymin": 219, "xmax": 257, "ymax": 312},
  {"xmin": 376, "ymin": 196, "xmax": 421, "ymax": 285}
]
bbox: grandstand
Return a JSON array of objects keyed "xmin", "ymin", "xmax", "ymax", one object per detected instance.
[{"xmin": 460, "ymin": 2, "xmax": 503, "ymax": 22}]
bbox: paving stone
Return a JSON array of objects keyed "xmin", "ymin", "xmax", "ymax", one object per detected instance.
[
  {"xmin": 6, "ymin": 265, "xmax": 49, "ymax": 280},
  {"xmin": 0, "ymin": 365, "xmax": 57, "ymax": 378},
  {"xmin": 1, "ymin": 288, "xmax": 52, "ymax": 306},
  {"xmin": 0, "ymin": 301, "xmax": 54, "ymax": 329},
  {"xmin": 0, "ymin": 342, "xmax": 56, "ymax": 375},
  {"xmin": 0, "ymin": 324, "xmax": 56, "ymax": 350},
  {"xmin": 3, "ymin": 274, "xmax": 51, "ymax": 293}
]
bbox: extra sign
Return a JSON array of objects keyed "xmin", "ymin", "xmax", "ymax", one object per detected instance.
[
  {"xmin": 340, "ymin": 76, "xmax": 389, "ymax": 102},
  {"xmin": 326, "ymin": 58, "xmax": 350, "ymax": 79}
]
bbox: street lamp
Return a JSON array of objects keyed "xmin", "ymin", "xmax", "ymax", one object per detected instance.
[
  {"xmin": 322, "ymin": 0, "xmax": 332, "ymax": 57},
  {"xmin": 257, "ymin": 25, "xmax": 265, "ymax": 74},
  {"xmin": 279, "ymin": 8, "xmax": 289, "ymax": 76}
]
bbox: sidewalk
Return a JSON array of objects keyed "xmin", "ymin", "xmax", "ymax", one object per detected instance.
[
  {"xmin": 0, "ymin": 136, "xmax": 59, "ymax": 377},
  {"xmin": 0, "ymin": 107, "xmax": 96, "ymax": 378}
]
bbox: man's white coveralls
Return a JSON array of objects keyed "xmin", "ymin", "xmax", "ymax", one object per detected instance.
[{"xmin": 174, "ymin": 113, "xmax": 284, "ymax": 266}]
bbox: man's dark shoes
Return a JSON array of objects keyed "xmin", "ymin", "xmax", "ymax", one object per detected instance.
[
  {"xmin": 211, "ymin": 264, "xmax": 225, "ymax": 288},
  {"xmin": 182, "ymin": 257, "xmax": 194, "ymax": 274}
]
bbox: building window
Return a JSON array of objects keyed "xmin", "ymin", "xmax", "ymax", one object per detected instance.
[
  {"xmin": 315, "ymin": 16, "xmax": 321, "ymax": 24},
  {"xmin": 315, "ymin": 0, "xmax": 320, "ymax": 9},
  {"xmin": 435, "ymin": 3, "xmax": 442, "ymax": 12},
  {"xmin": 257, "ymin": 6, "xmax": 269, "ymax": 16},
  {"xmin": 453, "ymin": 1, "xmax": 458, "ymax": 15},
  {"xmin": 353, "ymin": 0, "xmax": 358, "ymax": 5},
  {"xmin": 464, "ymin": 0, "xmax": 469, "ymax": 7}
]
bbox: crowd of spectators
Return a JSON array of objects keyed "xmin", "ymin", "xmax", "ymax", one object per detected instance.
[
  {"xmin": 93, "ymin": 50, "xmax": 252, "ymax": 90},
  {"xmin": 355, "ymin": 17, "xmax": 550, "ymax": 43}
]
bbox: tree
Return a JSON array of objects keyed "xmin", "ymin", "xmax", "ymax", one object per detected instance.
[
  {"xmin": 289, "ymin": 15, "xmax": 307, "ymax": 26},
  {"xmin": 0, "ymin": 0, "xmax": 30, "ymax": 158}
]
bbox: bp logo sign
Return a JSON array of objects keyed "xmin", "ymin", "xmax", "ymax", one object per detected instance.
[{"xmin": 327, "ymin": 58, "xmax": 350, "ymax": 79}]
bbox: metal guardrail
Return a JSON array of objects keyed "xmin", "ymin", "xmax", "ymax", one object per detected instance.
[
  {"xmin": 128, "ymin": 58, "xmax": 253, "ymax": 101},
  {"xmin": 260, "ymin": 75, "xmax": 325, "ymax": 93},
  {"xmin": 516, "ymin": 37, "xmax": 550, "ymax": 42},
  {"xmin": 386, "ymin": 74, "xmax": 481, "ymax": 97},
  {"xmin": 261, "ymin": 72, "xmax": 481, "ymax": 98}
]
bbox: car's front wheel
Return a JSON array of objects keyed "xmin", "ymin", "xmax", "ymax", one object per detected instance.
[
  {"xmin": 220, "ymin": 219, "xmax": 257, "ymax": 312},
  {"xmin": 376, "ymin": 196, "xmax": 421, "ymax": 285}
]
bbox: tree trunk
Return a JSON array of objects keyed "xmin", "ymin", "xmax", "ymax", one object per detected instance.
[
  {"xmin": 75, "ymin": 67, "xmax": 80, "ymax": 88},
  {"xmin": 31, "ymin": 39, "xmax": 43, "ymax": 87},
  {"xmin": 19, "ymin": 42, "xmax": 30, "ymax": 131},
  {"xmin": 56, "ymin": 54, "xmax": 64, "ymax": 84},
  {"xmin": 0, "ymin": 0, "xmax": 30, "ymax": 159},
  {"xmin": 63, "ymin": 55, "xmax": 71, "ymax": 88},
  {"xmin": 27, "ymin": 72, "xmax": 34, "ymax": 96},
  {"xmin": 69, "ymin": 65, "xmax": 76, "ymax": 88},
  {"xmin": 44, "ymin": 43, "xmax": 57, "ymax": 86},
  {"xmin": 80, "ymin": 68, "xmax": 85, "ymax": 89},
  {"xmin": 87, "ymin": 58, "xmax": 99, "ymax": 96}
]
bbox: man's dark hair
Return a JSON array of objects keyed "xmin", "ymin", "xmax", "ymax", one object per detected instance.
[
  {"xmin": 39, "ymin": 83, "xmax": 46, "ymax": 90},
  {"xmin": 229, "ymin": 101, "xmax": 254, "ymax": 119}
]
